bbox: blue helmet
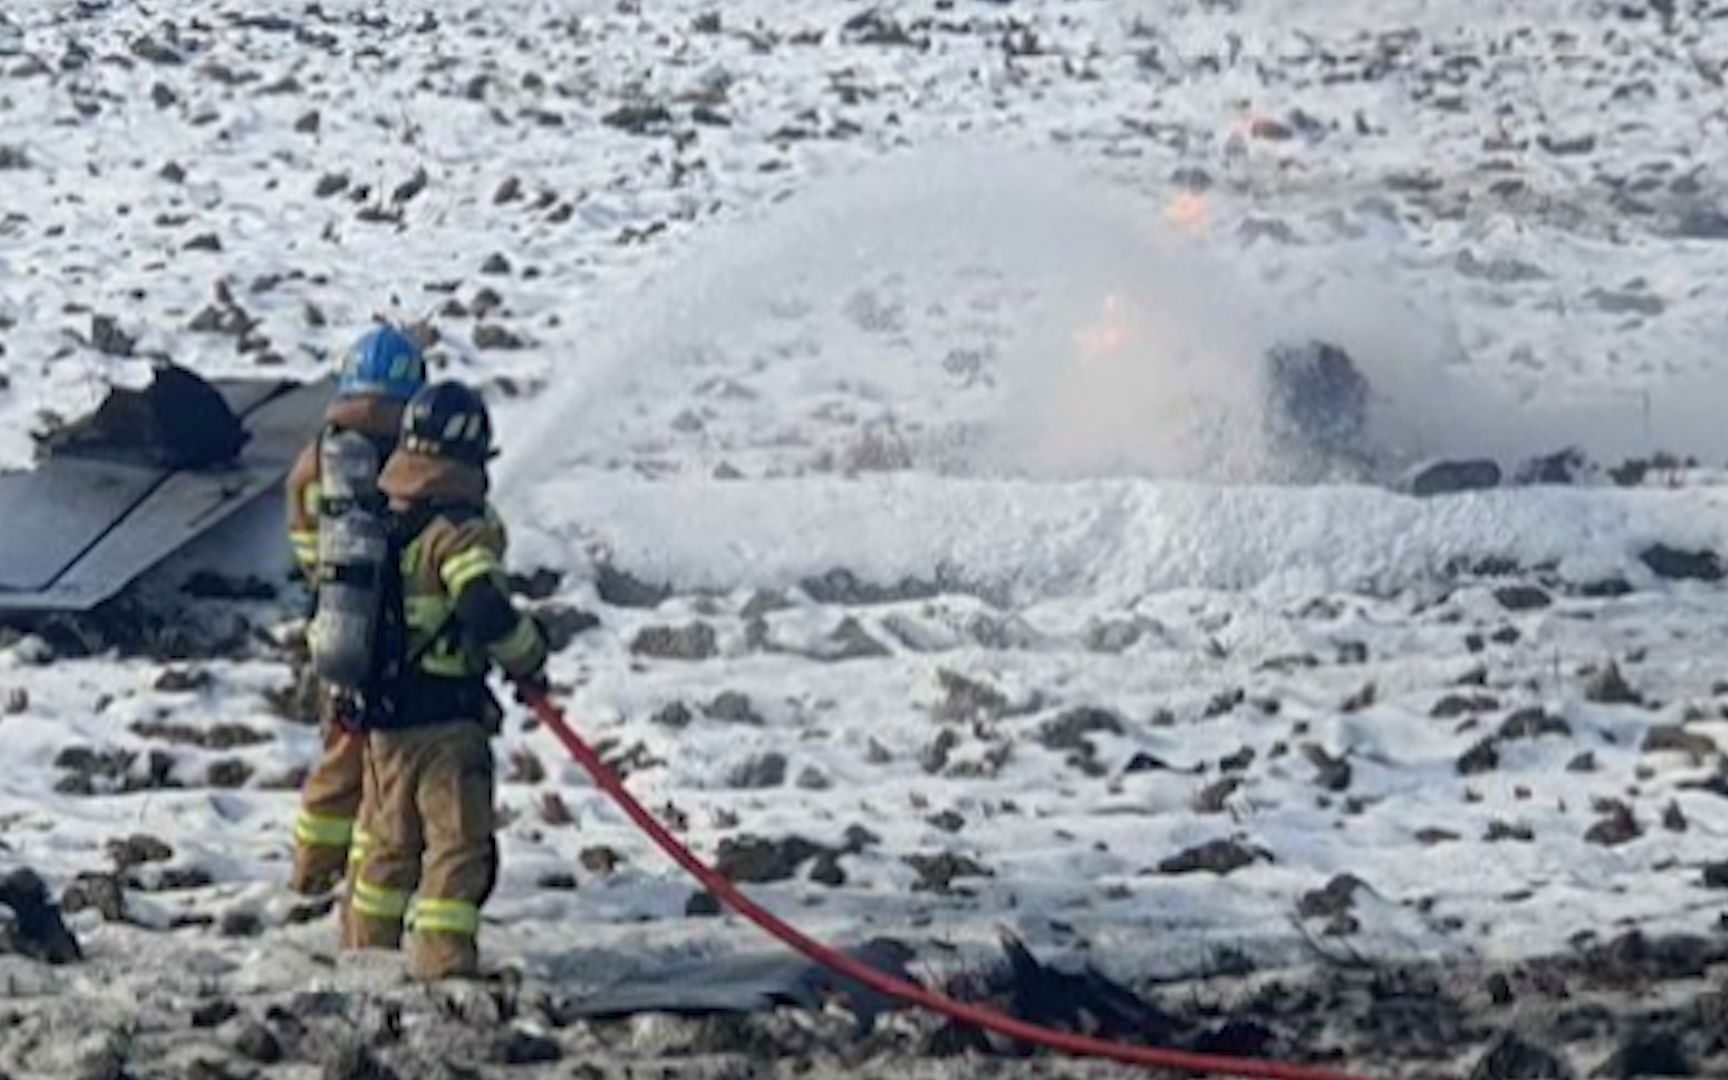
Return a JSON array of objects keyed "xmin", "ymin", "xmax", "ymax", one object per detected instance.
[{"xmin": 337, "ymin": 325, "xmax": 426, "ymax": 401}]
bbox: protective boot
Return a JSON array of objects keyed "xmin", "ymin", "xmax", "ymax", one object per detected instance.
[{"xmin": 409, "ymin": 930, "xmax": 480, "ymax": 981}]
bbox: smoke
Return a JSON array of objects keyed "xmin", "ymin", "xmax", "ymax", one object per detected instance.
[{"xmin": 507, "ymin": 148, "xmax": 1726, "ymax": 494}]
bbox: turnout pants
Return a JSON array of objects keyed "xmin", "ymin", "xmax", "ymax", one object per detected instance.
[
  {"xmin": 346, "ymin": 720, "xmax": 497, "ymax": 981},
  {"xmin": 290, "ymin": 709, "xmax": 368, "ymax": 896}
]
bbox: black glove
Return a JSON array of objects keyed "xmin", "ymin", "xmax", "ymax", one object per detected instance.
[{"xmin": 512, "ymin": 670, "xmax": 550, "ymax": 706}]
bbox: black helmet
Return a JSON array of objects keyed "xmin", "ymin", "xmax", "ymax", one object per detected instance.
[{"xmin": 400, "ymin": 381, "xmax": 494, "ymax": 464}]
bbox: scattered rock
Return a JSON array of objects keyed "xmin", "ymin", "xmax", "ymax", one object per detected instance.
[
  {"xmin": 919, "ymin": 729, "xmax": 960, "ymax": 774},
  {"xmin": 183, "ymin": 233, "xmax": 223, "ymax": 253},
  {"xmin": 480, "ymin": 252, "xmax": 512, "ymax": 275},
  {"xmin": 601, "ymin": 103, "xmax": 674, "ymax": 134},
  {"xmin": 1037, "ymin": 707, "xmax": 1124, "ymax": 753},
  {"xmin": 815, "ymin": 617, "xmax": 892, "ymax": 661},
  {"xmin": 1433, "ymin": 694, "xmax": 1500, "ymax": 719},
  {"xmin": 61, "ymin": 873, "xmax": 125, "ymax": 922},
  {"xmin": 1157, "ymin": 839, "xmax": 1270, "ymax": 877},
  {"xmin": 473, "ymin": 323, "xmax": 528, "ymax": 350},
  {"xmin": 1594, "ymin": 1030, "xmax": 1694, "ymax": 1078},
  {"xmin": 493, "ymin": 1029, "xmax": 561, "ymax": 1066},
  {"xmin": 1302, "ymin": 745, "xmax": 1353, "ymax": 791},
  {"xmin": 154, "ymin": 667, "xmax": 213, "ymax": 693},
  {"xmin": 233, "ymin": 1022, "xmax": 282, "ymax": 1064},
  {"xmin": 1486, "ymin": 820, "xmax": 1536, "ymax": 843},
  {"xmin": 315, "ymin": 173, "xmax": 349, "ymax": 198},
  {"xmin": 726, "ymin": 752, "xmax": 787, "ymax": 790},
  {"xmin": 1407, "ymin": 459, "xmax": 1502, "ymax": 497},
  {"xmin": 1663, "ymin": 801, "xmax": 1688, "ymax": 832},
  {"xmin": 796, "ymin": 766, "xmax": 831, "ymax": 790},
  {"xmin": 1640, "ymin": 546, "xmax": 1723, "ymax": 582},
  {"xmin": 1469, "ymin": 1033, "xmax": 1573, "ymax": 1080},
  {"xmin": 535, "ymin": 604, "xmax": 600, "ymax": 651},
  {"xmin": 1703, "ymin": 862, "xmax": 1728, "ymax": 889},
  {"xmin": 686, "ymin": 891, "xmax": 722, "ymax": 917},
  {"xmin": 1567, "ymin": 752, "xmax": 1598, "ymax": 773},
  {"xmin": 904, "ymin": 852, "xmax": 993, "ymax": 893},
  {"xmin": 107, "ymin": 834, "xmax": 173, "ymax": 869},
  {"xmin": 1643, "ymin": 725, "xmax": 1716, "ymax": 760},
  {"xmin": 1193, "ymin": 776, "xmax": 1242, "ymax": 814},
  {"xmin": 1495, "ymin": 586, "xmax": 1552, "ymax": 612},
  {"xmin": 630, "ymin": 623, "xmax": 717, "ymax": 661},
  {"xmin": 704, "ymin": 691, "xmax": 763, "ymax": 726},
  {"xmin": 934, "ymin": 669, "xmax": 1008, "ymax": 724},
  {"xmin": 651, "ymin": 702, "xmax": 694, "ymax": 729},
  {"xmin": 1298, "ymin": 874, "xmax": 1366, "ymax": 919},
  {"xmin": 715, "ymin": 835, "xmax": 826, "ymax": 883},
  {"xmin": 1586, "ymin": 663, "xmax": 1642, "ymax": 705},
  {"xmin": 4, "ymin": 688, "xmax": 27, "ymax": 715},
  {"xmin": 321, "ymin": 1041, "xmax": 400, "ymax": 1080},
  {"xmin": 1499, "ymin": 708, "xmax": 1571, "ymax": 740},
  {"xmin": 1586, "ymin": 801, "xmax": 1642, "ymax": 847},
  {"xmin": 1458, "ymin": 739, "xmax": 1501, "ymax": 776}
]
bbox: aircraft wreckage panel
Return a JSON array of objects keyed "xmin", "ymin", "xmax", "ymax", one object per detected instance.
[{"xmin": 0, "ymin": 377, "xmax": 333, "ymax": 614}]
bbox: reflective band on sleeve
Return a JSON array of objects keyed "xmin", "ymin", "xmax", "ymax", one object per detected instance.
[
  {"xmin": 407, "ymin": 897, "xmax": 482, "ymax": 936},
  {"xmin": 440, "ymin": 547, "xmax": 500, "ymax": 595},
  {"xmin": 489, "ymin": 615, "xmax": 541, "ymax": 668},
  {"xmin": 352, "ymin": 879, "xmax": 411, "ymax": 921},
  {"xmin": 294, "ymin": 810, "xmax": 355, "ymax": 849},
  {"xmin": 303, "ymin": 481, "xmax": 322, "ymax": 518}
]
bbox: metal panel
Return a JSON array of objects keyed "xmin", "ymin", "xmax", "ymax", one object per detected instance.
[
  {"xmin": 0, "ymin": 377, "xmax": 333, "ymax": 614},
  {"xmin": 0, "ymin": 460, "xmax": 166, "ymax": 592}
]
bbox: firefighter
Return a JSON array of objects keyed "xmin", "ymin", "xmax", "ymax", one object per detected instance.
[
  {"xmin": 345, "ymin": 381, "xmax": 548, "ymax": 980},
  {"xmin": 286, "ymin": 324, "xmax": 427, "ymax": 895}
]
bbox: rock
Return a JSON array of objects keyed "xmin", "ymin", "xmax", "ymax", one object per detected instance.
[
  {"xmin": 904, "ymin": 852, "xmax": 993, "ymax": 893},
  {"xmin": 494, "ymin": 177, "xmax": 523, "ymax": 204},
  {"xmin": 314, "ymin": 173, "xmax": 348, "ymax": 198},
  {"xmin": 538, "ymin": 872, "xmax": 577, "ymax": 890},
  {"xmin": 919, "ymin": 729, "xmax": 960, "ymax": 774},
  {"xmin": 1499, "ymin": 708, "xmax": 1571, "ymax": 740},
  {"xmin": 686, "ymin": 891, "xmax": 722, "ymax": 917},
  {"xmin": 1037, "ymin": 707, "xmax": 1124, "ymax": 753},
  {"xmin": 1495, "ymin": 586, "xmax": 1552, "ymax": 612},
  {"xmin": 4, "ymin": 687, "xmax": 27, "ymax": 715},
  {"xmin": 630, "ymin": 623, "xmax": 717, "ymax": 661},
  {"xmin": 107, "ymin": 834, "xmax": 173, "ymax": 869},
  {"xmin": 1594, "ymin": 1030, "xmax": 1694, "ymax": 1078},
  {"xmin": 321, "ymin": 1042, "xmax": 400, "ymax": 1080},
  {"xmin": 809, "ymin": 851, "xmax": 847, "ymax": 887},
  {"xmin": 155, "ymin": 667, "xmax": 213, "ymax": 693},
  {"xmin": 1538, "ymin": 133, "xmax": 1597, "ymax": 156},
  {"xmin": 726, "ymin": 752, "xmax": 786, "ymax": 789},
  {"xmin": 184, "ymin": 233, "xmax": 223, "ymax": 253},
  {"xmin": 1486, "ymin": 820, "xmax": 1535, "ymax": 843},
  {"xmin": 191, "ymin": 1000, "xmax": 239, "ymax": 1028},
  {"xmin": 61, "ymin": 873, "xmax": 126, "ymax": 922},
  {"xmin": 493, "ymin": 1030, "xmax": 561, "ymax": 1066},
  {"xmin": 150, "ymin": 82, "xmax": 178, "ymax": 108},
  {"xmin": 1302, "ymin": 744, "xmax": 1353, "ymax": 791},
  {"xmin": 391, "ymin": 167, "xmax": 429, "ymax": 205},
  {"xmin": 704, "ymin": 691, "xmax": 763, "ymax": 726},
  {"xmin": 816, "ymin": 617, "xmax": 891, "ymax": 661},
  {"xmin": 1703, "ymin": 862, "xmax": 1728, "ymax": 889},
  {"xmin": 1663, "ymin": 801, "xmax": 1688, "ymax": 832},
  {"xmin": 1514, "ymin": 449, "xmax": 1587, "ymax": 486},
  {"xmin": 0, "ymin": 869, "xmax": 82, "ymax": 964},
  {"xmin": 1433, "ymin": 694, "xmax": 1500, "ymax": 719},
  {"xmin": 1675, "ymin": 206, "xmax": 1728, "ymax": 240},
  {"xmin": 1586, "ymin": 802, "xmax": 1641, "ymax": 847},
  {"xmin": 295, "ymin": 110, "xmax": 321, "ymax": 134},
  {"xmin": 233, "ymin": 1022, "xmax": 283, "ymax": 1064},
  {"xmin": 1643, "ymin": 725, "xmax": 1716, "ymax": 760},
  {"xmin": 578, "ymin": 847, "xmax": 621, "ymax": 876},
  {"xmin": 472, "ymin": 323, "xmax": 527, "ymax": 350},
  {"xmin": 533, "ymin": 604, "xmax": 600, "ymax": 651},
  {"xmin": 934, "ymin": 669, "xmax": 1008, "ymax": 723},
  {"xmin": 602, "ymin": 103, "xmax": 674, "ymax": 134},
  {"xmin": 1586, "ymin": 663, "xmax": 1642, "ymax": 705},
  {"xmin": 1407, "ymin": 459, "xmax": 1502, "ymax": 497},
  {"xmin": 651, "ymin": 702, "xmax": 694, "ymax": 729},
  {"xmin": 1157, "ymin": 839, "xmax": 1270, "ymax": 877},
  {"xmin": 1458, "ymin": 738, "xmax": 1501, "ymax": 776},
  {"xmin": 1589, "ymin": 289, "xmax": 1664, "ymax": 317},
  {"xmin": 207, "ymin": 759, "xmax": 253, "ymax": 788},
  {"xmin": 1469, "ymin": 1033, "xmax": 1573, "ymax": 1080},
  {"xmin": 1192, "ymin": 776, "xmax": 1242, "ymax": 814},
  {"xmin": 480, "ymin": 252, "xmax": 512, "ymax": 275},
  {"xmin": 219, "ymin": 909, "xmax": 263, "ymax": 938},
  {"xmin": 715, "ymin": 835, "xmax": 826, "ymax": 883},
  {"xmin": 1641, "ymin": 546, "xmax": 1723, "ymax": 582},
  {"xmin": 1455, "ymin": 250, "xmax": 1549, "ymax": 284},
  {"xmin": 594, "ymin": 564, "xmax": 671, "ymax": 608},
  {"xmin": 1298, "ymin": 874, "xmax": 1366, "ymax": 919},
  {"xmin": 795, "ymin": 766, "xmax": 831, "ymax": 790},
  {"xmin": 89, "ymin": 314, "xmax": 136, "ymax": 357},
  {"xmin": 1567, "ymin": 752, "xmax": 1598, "ymax": 773}
]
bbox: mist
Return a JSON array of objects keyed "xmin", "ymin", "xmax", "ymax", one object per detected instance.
[{"xmin": 507, "ymin": 149, "xmax": 1727, "ymax": 492}]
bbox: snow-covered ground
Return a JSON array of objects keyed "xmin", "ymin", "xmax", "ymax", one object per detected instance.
[{"xmin": 4, "ymin": 0, "xmax": 1728, "ymax": 1076}]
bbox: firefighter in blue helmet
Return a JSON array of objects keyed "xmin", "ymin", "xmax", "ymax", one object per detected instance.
[
  {"xmin": 286, "ymin": 324, "xmax": 427, "ymax": 895},
  {"xmin": 345, "ymin": 382, "xmax": 548, "ymax": 980}
]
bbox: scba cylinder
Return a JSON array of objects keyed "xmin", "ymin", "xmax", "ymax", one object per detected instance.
[{"xmin": 309, "ymin": 432, "xmax": 387, "ymax": 692}]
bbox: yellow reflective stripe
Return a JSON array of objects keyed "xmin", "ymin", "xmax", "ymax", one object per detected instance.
[
  {"xmin": 441, "ymin": 547, "xmax": 500, "ymax": 595},
  {"xmin": 420, "ymin": 650, "xmax": 472, "ymax": 677},
  {"xmin": 294, "ymin": 811, "xmax": 354, "ymax": 848},
  {"xmin": 303, "ymin": 480, "xmax": 322, "ymax": 518},
  {"xmin": 489, "ymin": 616, "xmax": 540, "ymax": 667},
  {"xmin": 352, "ymin": 879, "xmax": 410, "ymax": 921},
  {"xmin": 347, "ymin": 829, "xmax": 374, "ymax": 867},
  {"xmin": 407, "ymin": 897, "xmax": 481, "ymax": 936}
]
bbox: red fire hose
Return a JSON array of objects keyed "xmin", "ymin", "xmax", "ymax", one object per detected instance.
[{"xmin": 523, "ymin": 688, "xmax": 1390, "ymax": 1080}]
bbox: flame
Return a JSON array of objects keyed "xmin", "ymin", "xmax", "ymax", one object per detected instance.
[
  {"xmin": 1165, "ymin": 191, "xmax": 1210, "ymax": 234},
  {"xmin": 1074, "ymin": 293, "xmax": 1130, "ymax": 367}
]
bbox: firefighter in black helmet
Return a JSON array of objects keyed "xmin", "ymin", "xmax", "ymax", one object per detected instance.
[{"xmin": 345, "ymin": 381, "xmax": 548, "ymax": 980}]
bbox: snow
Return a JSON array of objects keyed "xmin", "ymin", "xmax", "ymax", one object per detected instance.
[{"xmin": 4, "ymin": 0, "xmax": 1728, "ymax": 1074}]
